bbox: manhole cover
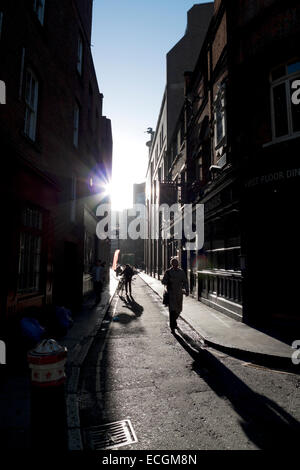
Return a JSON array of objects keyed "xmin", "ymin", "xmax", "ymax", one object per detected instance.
[{"xmin": 83, "ymin": 419, "xmax": 138, "ymax": 450}]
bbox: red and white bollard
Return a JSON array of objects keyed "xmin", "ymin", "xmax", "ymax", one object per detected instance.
[
  {"xmin": 27, "ymin": 339, "xmax": 67, "ymax": 387},
  {"xmin": 27, "ymin": 339, "xmax": 68, "ymax": 449}
]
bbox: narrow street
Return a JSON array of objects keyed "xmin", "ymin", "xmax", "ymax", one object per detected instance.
[{"xmin": 78, "ymin": 276, "xmax": 300, "ymax": 450}]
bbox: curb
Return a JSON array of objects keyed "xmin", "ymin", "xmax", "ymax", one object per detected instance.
[
  {"xmin": 66, "ymin": 281, "xmax": 119, "ymax": 450},
  {"xmin": 138, "ymin": 274, "xmax": 300, "ymax": 374}
]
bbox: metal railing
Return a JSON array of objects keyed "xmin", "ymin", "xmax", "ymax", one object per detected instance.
[{"xmin": 198, "ymin": 269, "xmax": 242, "ymax": 304}]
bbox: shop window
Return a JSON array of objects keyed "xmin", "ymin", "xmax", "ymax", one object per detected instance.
[
  {"xmin": 18, "ymin": 207, "xmax": 43, "ymax": 294},
  {"xmin": 24, "ymin": 68, "xmax": 39, "ymax": 141},
  {"xmin": 270, "ymin": 60, "xmax": 300, "ymax": 141},
  {"xmin": 225, "ymin": 248, "xmax": 240, "ymax": 271}
]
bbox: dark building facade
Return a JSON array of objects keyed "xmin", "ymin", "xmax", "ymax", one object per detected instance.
[
  {"xmin": 229, "ymin": 0, "xmax": 300, "ymax": 330},
  {"xmin": 145, "ymin": 3, "xmax": 214, "ymax": 280},
  {"xmin": 183, "ymin": 0, "xmax": 242, "ymax": 320},
  {"xmin": 0, "ymin": 0, "xmax": 112, "ymax": 336},
  {"xmin": 146, "ymin": 0, "xmax": 300, "ymax": 334}
]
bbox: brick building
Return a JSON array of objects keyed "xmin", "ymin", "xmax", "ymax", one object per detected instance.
[
  {"xmin": 0, "ymin": 0, "xmax": 112, "ymax": 337},
  {"xmin": 230, "ymin": 0, "xmax": 300, "ymax": 331},
  {"xmin": 182, "ymin": 0, "xmax": 242, "ymax": 320}
]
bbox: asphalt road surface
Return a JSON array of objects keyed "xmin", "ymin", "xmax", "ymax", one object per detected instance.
[{"xmin": 78, "ymin": 276, "xmax": 300, "ymax": 450}]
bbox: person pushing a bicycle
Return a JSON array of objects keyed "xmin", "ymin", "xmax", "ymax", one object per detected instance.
[
  {"xmin": 122, "ymin": 264, "xmax": 134, "ymax": 297},
  {"xmin": 115, "ymin": 264, "xmax": 123, "ymax": 277}
]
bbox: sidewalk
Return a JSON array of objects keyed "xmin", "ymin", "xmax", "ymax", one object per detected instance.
[
  {"xmin": 139, "ymin": 272, "xmax": 298, "ymax": 371},
  {"xmin": 0, "ymin": 269, "xmax": 119, "ymax": 449}
]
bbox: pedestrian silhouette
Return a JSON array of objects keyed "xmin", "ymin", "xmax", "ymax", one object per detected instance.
[
  {"xmin": 122, "ymin": 264, "xmax": 134, "ymax": 297},
  {"xmin": 162, "ymin": 257, "xmax": 189, "ymax": 332}
]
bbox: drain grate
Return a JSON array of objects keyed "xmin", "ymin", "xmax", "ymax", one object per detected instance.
[{"xmin": 83, "ymin": 419, "xmax": 138, "ymax": 450}]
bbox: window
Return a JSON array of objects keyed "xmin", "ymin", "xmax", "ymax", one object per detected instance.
[
  {"xmin": 0, "ymin": 12, "xmax": 3, "ymax": 40},
  {"xmin": 33, "ymin": 0, "xmax": 45, "ymax": 25},
  {"xmin": 18, "ymin": 207, "xmax": 43, "ymax": 294},
  {"xmin": 213, "ymin": 83, "xmax": 226, "ymax": 148},
  {"xmin": 158, "ymin": 166, "xmax": 162, "ymax": 182},
  {"xmin": 155, "ymin": 145, "xmax": 158, "ymax": 163},
  {"xmin": 197, "ymin": 157, "xmax": 203, "ymax": 181},
  {"xmin": 73, "ymin": 102, "xmax": 80, "ymax": 147},
  {"xmin": 270, "ymin": 60, "xmax": 300, "ymax": 140},
  {"xmin": 77, "ymin": 34, "xmax": 83, "ymax": 75},
  {"xmin": 24, "ymin": 68, "xmax": 39, "ymax": 141},
  {"xmin": 70, "ymin": 175, "xmax": 77, "ymax": 222}
]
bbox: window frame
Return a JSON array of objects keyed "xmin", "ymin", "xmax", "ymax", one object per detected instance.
[
  {"xmin": 270, "ymin": 61, "xmax": 300, "ymax": 143},
  {"xmin": 24, "ymin": 68, "xmax": 39, "ymax": 142},
  {"xmin": 18, "ymin": 206, "xmax": 43, "ymax": 295},
  {"xmin": 33, "ymin": 0, "xmax": 45, "ymax": 25},
  {"xmin": 213, "ymin": 83, "xmax": 226, "ymax": 149}
]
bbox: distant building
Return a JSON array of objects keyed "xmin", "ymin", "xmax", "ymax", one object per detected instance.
[
  {"xmin": 145, "ymin": 3, "xmax": 214, "ymax": 278},
  {"xmin": 146, "ymin": 0, "xmax": 300, "ymax": 333},
  {"xmin": 0, "ymin": 0, "xmax": 112, "ymax": 336},
  {"xmin": 114, "ymin": 183, "xmax": 146, "ymax": 268},
  {"xmin": 133, "ymin": 183, "xmax": 146, "ymax": 206},
  {"xmin": 133, "ymin": 183, "xmax": 145, "ymax": 268}
]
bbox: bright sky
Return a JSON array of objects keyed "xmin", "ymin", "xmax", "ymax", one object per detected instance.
[{"xmin": 91, "ymin": 0, "xmax": 211, "ymax": 210}]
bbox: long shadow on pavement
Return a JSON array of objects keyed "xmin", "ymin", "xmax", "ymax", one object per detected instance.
[
  {"xmin": 110, "ymin": 295, "xmax": 144, "ymax": 324},
  {"xmin": 174, "ymin": 327, "xmax": 300, "ymax": 450},
  {"xmin": 121, "ymin": 295, "xmax": 144, "ymax": 317}
]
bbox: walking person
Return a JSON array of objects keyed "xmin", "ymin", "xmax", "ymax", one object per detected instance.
[
  {"xmin": 122, "ymin": 264, "xmax": 134, "ymax": 297},
  {"xmin": 162, "ymin": 257, "xmax": 189, "ymax": 333},
  {"xmin": 91, "ymin": 259, "xmax": 104, "ymax": 304},
  {"xmin": 115, "ymin": 264, "xmax": 123, "ymax": 277}
]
